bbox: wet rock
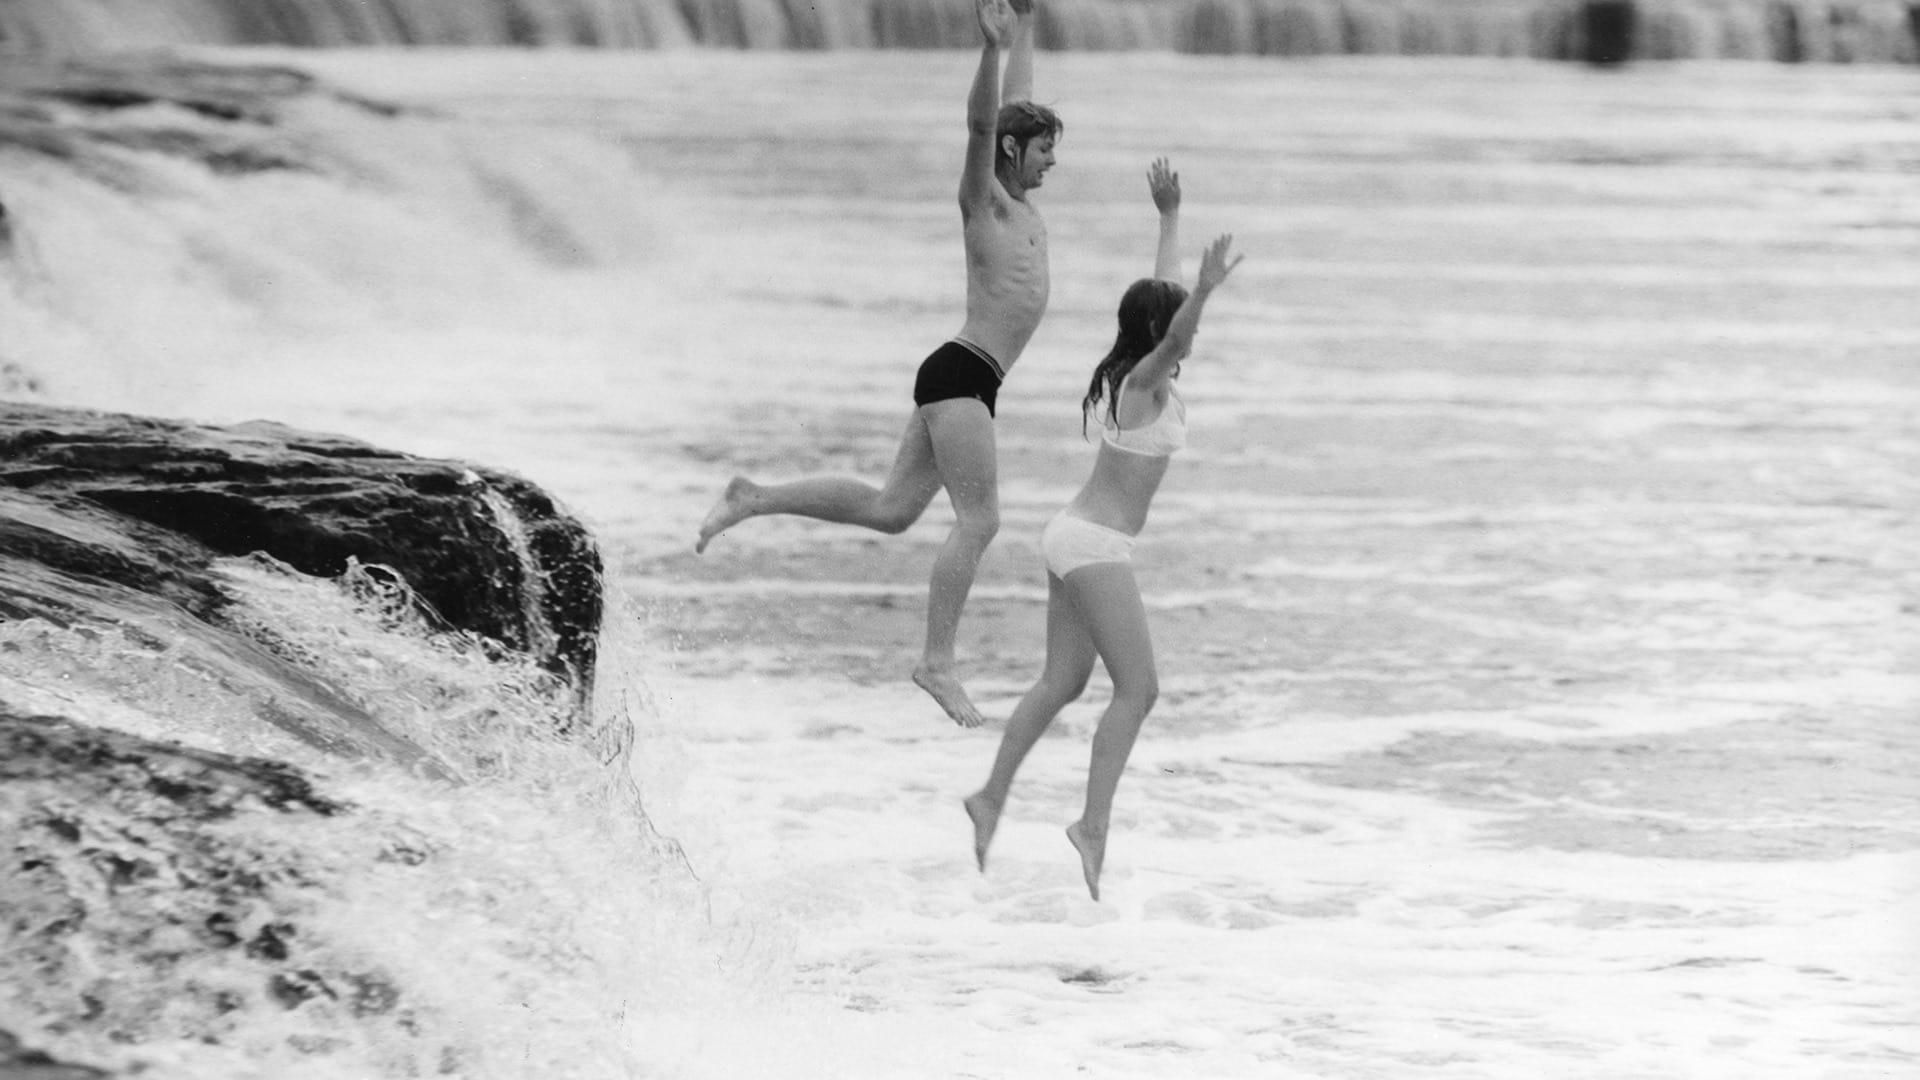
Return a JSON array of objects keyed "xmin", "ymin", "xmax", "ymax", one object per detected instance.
[
  {"xmin": 0, "ymin": 404, "xmax": 611, "ymax": 1070},
  {"xmin": 0, "ymin": 56, "xmax": 406, "ymax": 177},
  {"xmin": 0, "ymin": 1027, "xmax": 112, "ymax": 1079},
  {"xmin": 0, "ymin": 707, "xmax": 413, "ymax": 1068},
  {"xmin": 0, "ymin": 402, "xmax": 602, "ymax": 687},
  {"xmin": 1, "ymin": 709, "xmax": 347, "ymax": 816},
  {"xmin": 0, "ymin": 55, "xmax": 405, "ymax": 125}
]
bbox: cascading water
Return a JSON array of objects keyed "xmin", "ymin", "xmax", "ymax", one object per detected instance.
[
  {"xmin": 0, "ymin": 0, "xmax": 1914, "ymax": 61},
  {"xmin": 475, "ymin": 479, "xmax": 565, "ymax": 670},
  {"xmin": 1, "ymin": 553, "xmax": 774, "ymax": 1079},
  {"xmin": 0, "ymin": 61, "xmax": 762, "ymax": 1077}
]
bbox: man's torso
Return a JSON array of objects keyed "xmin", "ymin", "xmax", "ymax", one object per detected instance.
[{"xmin": 958, "ymin": 193, "xmax": 1049, "ymax": 370}]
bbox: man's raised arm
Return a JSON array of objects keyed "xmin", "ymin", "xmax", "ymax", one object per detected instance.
[
  {"xmin": 1002, "ymin": 0, "xmax": 1036, "ymax": 104},
  {"xmin": 961, "ymin": 0, "xmax": 1015, "ymax": 209}
]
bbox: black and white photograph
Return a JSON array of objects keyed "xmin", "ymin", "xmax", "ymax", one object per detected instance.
[{"xmin": 2, "ymin": 2, "xmax": 1915, "ymax": 1076}]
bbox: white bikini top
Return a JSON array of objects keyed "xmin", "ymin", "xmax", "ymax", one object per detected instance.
[{"xmin": 1102, "ymin": 384, "xmax": 1187, "ymax": 457}]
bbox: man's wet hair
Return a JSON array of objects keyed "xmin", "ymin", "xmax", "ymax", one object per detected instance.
[{"xmin": 996, "ymin": 101, "xmax": 1063, "ymax": 162}]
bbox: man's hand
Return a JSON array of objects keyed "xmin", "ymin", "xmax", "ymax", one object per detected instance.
[
  {"xmin": 1148, "ymin": 157, "xmax": 1180, "ymax": 216},
  {"xmin": 977, "ymin": 0, "xmax": 1016, "ymax": 46}
]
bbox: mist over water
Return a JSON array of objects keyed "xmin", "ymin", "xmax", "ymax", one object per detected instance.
[{"xmin": 3, "ymin": 48, "xmax": 1918, "ymax": 1078}]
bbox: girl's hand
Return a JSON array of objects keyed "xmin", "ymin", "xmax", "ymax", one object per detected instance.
[
  {"xmin": 1148, "ymin": 157, "xmax": 1180, "ymax": 215},
  {"xmin": 1196, "ymin": 233, "xmax": 1243, "ymax": 292}
]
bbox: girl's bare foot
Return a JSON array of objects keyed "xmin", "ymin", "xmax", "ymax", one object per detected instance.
[
  {"xmin": 695, "ymin": 477, "xmax": 758, "ymax": 553},
  {"xmin": 1066, "ymin": 820, "xmax": 1105, "ymax": 901},
  {"xmin": 913, "ymin": 665, "xmax": 983, "ymax": 727},
  {"xmin": 963, "ymin": 792, "xmax": 1001, "ymax": 871}
]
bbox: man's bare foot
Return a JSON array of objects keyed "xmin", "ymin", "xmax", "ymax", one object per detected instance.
[
  {"xmin": 1066, "ymin": 820, "xmax": 1104, "ymax": 901},
  {"xmin": 912, "ymin": 665, "xmax": 983, "ymax": 728},
  {"xmin": 695, "ymin": 477, "xmax": 758, "ymax": 554},
  {"xmin": 963, "ymin": 792, "xmax": 1001, "ymax": 872}
]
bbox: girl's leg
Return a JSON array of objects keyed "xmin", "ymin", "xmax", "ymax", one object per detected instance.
[
  {"xmin": 912, "ymin": 398, "xmax": 1000, "ymax": 727},
  {"xmin": 695, "ymin": 410, "xmax": 944, "ymax": 553},
  {"xmin": 964, "ymin": 572, "xmax": 1096, "ymax": 870},
  {"xmin": 1059, "ymin": 562, "xmax": 1157, "ymax": 901}
]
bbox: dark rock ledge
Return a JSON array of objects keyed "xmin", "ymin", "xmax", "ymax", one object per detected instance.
[
  {"xmin": 0, "ymin": 402, "xmax": 610, "ymax": 1075},
  {"xmin": 1, "ymin": 402, "xmax": 602, "ymax": 686}
]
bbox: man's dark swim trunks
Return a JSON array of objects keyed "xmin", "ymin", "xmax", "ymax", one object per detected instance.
[{"xmin": 912, "ymin": 339, "xmax": 1006, "ymax": 417}]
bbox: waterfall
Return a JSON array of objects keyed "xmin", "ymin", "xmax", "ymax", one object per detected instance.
[
  {"xmin": 473, "ymin": 478, "xmax": 564, "ymax": 674},
  {"xmin": 0, "ymin": 0, "xmax": 1914, "ymax": 61}
]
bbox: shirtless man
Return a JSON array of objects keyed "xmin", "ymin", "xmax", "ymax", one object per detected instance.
[{"xmin": 696, "ymin": 0, "xmax": 1059, "ymax": 729}]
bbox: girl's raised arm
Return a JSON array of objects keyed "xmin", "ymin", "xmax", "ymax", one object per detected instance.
[
  {"xmin": 1129, "ymin": 234, "xmax": 1243, "ymax": 392},
  {"xmin": 1148, "ymin": 158, "xmax": 1181, "ymax": 282}
]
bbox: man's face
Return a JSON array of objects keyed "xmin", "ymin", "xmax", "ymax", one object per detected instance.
[{"xmin": 1015, "ymin": 134, "xmax": 1056, "ymax": 190}]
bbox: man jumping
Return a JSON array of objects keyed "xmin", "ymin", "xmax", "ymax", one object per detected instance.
[{"xmin": 696, "ymin": 0, "xmax": 1061, "ymax": 729}]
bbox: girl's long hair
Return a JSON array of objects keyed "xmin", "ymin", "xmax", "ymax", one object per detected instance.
[{"xmin": 1081, "ymin": 277, "xmax": 1189, "ymax": 436}]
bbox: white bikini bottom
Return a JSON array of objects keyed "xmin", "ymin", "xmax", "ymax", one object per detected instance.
[{"xmin": 1040, "ymin": 511, "xmax": 1136, "ymax": 578}]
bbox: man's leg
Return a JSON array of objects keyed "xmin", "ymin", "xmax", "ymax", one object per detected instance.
[
  {"xmin": 911, "ymin": 397, "xmax": 1000, "ymax": 727},
  {"xmin": 696, "ymin": 411, "xmax": 944, "ymax": 553},
  {"xmin": 965, "ymin": 572, "xmax": 1096, "ymax": 870}
]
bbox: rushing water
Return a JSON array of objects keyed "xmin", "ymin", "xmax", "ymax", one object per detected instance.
[
  {"xmin": 3, "ymin": 49, "xmax": 1918, "ymax": 1078},
  {"xmin": 4, "ymin": 0, "xmax": 1917, "ymax": 63}
]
